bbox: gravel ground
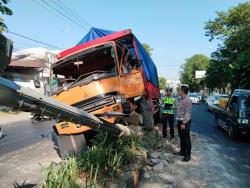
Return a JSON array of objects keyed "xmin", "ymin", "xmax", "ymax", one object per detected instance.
[{"xmin": 138, "ymin": 126, "xmax": 249, "ymax": 188}]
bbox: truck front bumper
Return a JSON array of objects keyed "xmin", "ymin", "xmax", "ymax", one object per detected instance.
[{"xmin": 55, "ymin": 103, "xmax": 123, "ymax": 135}]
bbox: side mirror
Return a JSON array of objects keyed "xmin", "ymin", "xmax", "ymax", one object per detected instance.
[{"xmin": 34, "ymin": 80, "xmax": 41, "ymax": 88}]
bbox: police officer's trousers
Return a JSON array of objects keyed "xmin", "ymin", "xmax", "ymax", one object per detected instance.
[
  {"xmin": 162, "ymin": 113, "xmax": 174, "ymax": 138},
  {"xmin": 177, "ymin": 120, "xmax": 191, "ymax": 156}
]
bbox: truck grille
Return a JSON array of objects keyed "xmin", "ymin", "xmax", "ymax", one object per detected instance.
[{"xmin": 76, "ymin": 95, "xmax": 115, "ymax": 113}]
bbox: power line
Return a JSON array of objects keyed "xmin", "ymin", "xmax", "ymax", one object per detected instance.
[
  {"xmin": 38, "ymin": 0, "xmax": 89, "ymax": 31},
  {"xmin": 5, "ymin": 30, "xmax": 63, "ymax": 50},
  {"xmin": 52, "ymin": 0, "xmax": 92, "ymax": 28},
  {"xmin": 32, "ymin": 0, "xmax": 83, "ymax": 32},
  {"xmin": 6, "ymin": 1, "xmax": 94, "ymax": 53}
]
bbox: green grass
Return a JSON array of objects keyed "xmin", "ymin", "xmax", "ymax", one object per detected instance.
[
  {"xmin": 42, "ymin": 131, "xmax": 149, "ymax": 187},
  {"xmin": 42, "ymin": 157, "xmax": 78, "ymax": 188}
]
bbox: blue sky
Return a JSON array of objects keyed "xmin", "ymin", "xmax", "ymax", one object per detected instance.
[{"xmin": 3, "ymin": 0, "xmax": 246, "ymax": 80}]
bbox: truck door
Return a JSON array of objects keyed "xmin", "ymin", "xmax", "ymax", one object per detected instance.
[
  {"xmin": 119, "ymin": 55, "xmax": 144, "ymax": 98},
  {"xmin": 116, "ymin": 38, "xmax": 145, "ymax": 98}
]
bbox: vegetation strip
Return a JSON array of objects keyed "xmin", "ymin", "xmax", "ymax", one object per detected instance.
[{"xmin": 42, "ymin": 131, "xmax": 157, "ymax": 187}]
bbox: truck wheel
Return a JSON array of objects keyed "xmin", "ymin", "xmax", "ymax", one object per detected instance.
[
  {"xmin": 138, "ymin": 97, "xmax": 154, "ymax": 131},
  {"xmin": 55, "ymin": 133, "xmax": 87, "ymax": 158},
  {"xmin": 228, "ymin": 125, "xmax": 238, "ymax": 139}
]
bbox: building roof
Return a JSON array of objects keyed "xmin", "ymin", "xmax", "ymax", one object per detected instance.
[{"xmin": 9, "ymin": 59, "xmax": 46, "ymax": 68}]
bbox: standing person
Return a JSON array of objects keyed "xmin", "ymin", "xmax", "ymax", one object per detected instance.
[
  {"xmin": 162, "ymin": 88, "xmax": 176, "ymax": 140},
  {"xmin": 175, "ymin": 85, "xmax": 192, "ymax": 162}
]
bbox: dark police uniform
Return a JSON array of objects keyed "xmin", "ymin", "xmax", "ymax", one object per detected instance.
[
  {"xmin": 162, "ymin": 96, "xmax": 176, "ymax": 138},
  {"xmin": 176, "ymin": 95, "xmax": 192, "ymax": 158}
]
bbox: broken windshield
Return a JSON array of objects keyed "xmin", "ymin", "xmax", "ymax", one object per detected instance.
[{"xmin": 53, "ymin": 43, "xmax": 118, "ymax": 85}]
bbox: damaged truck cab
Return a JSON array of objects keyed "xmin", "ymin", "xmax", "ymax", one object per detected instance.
[{"xmin": 52, "ymin": 29, "xmax": 160, "ymax": 138}]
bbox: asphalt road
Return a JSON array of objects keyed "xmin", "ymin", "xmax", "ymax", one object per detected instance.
[
  {"xmin": 191, "ymin": 103, "xmax": 250, "ymax": 186},
  {"xmin": 0, "ymin": 113, "xmax": 60, "ymax": 187},
  {"xmin": 0, "ymin": 116, "xmax": 55, "ymax": 155}
]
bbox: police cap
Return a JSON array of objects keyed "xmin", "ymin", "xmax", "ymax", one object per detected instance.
[{"xmin": 165, "ymin": 88, "xmax": 173, "ymax": 92}]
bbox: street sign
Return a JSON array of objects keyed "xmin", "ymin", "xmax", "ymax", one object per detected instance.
[{"xmin": 195, "ymin": 70, "xmax": 206, "ymax": 79}]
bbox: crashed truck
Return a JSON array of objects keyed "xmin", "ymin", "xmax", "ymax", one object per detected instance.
[{"xmin": 0, "ymin": 28, "xmax": 160, "ymax": 157}]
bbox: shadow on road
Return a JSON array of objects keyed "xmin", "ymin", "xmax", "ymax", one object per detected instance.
[{"xmin": 14, "ymin": 181, "xmax": 36, "ymax": 188}]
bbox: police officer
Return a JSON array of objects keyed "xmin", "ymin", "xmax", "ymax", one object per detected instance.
[
  {"xmin": 175, "ymin": 85, "xmax": 192, "ymax": 162},
  {"xmin": 162, "ymin": 88, "xmax": 176, "ymax": 139}
]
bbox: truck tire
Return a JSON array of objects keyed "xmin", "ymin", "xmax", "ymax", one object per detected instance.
[
  {"xmin": 138, "ymin": 97, "xmax": 154, "ymax": 131},
  {"xmin": 228, "ymin": 125, "xmax": 238, "ymax": 139},
  {"xmin": 55, "ymin": 133, "xmax": 87, "ymax": 158}
]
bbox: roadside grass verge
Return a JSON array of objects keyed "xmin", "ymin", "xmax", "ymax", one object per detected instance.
[
  {"xmin": 42, "ymin": 131, "xmax": 151, "ymax": 187},
  {"xmin": 42, "ymin": 157, "xmax": 78, "ymax": 188}
]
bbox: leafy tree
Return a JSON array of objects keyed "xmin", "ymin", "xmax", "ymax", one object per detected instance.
[
  {"xmin": 180, "ymin": 54, "xmax": 210, "ymax": 92},
  {"xmin": 159, "ymin": 77, "xmax": 166, "ymax": 90},
  {"xmin": 205, "ymin": 59, "xmax": 230, "ymax": 92},
  {"xmin": 204, "ymin": 2, "xmax": 250, "ymax": 89},
  {"xmin": 0, "ymin": 0, "xmax": 13, "ymax": 32},
  {"xmin": 142, "ymin": 43, "xmax": 153, "ymax": 56}
]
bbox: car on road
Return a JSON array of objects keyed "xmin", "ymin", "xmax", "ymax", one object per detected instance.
[
  {"xmin": 207, "ymin": 94, "xmax": 229, "ymax": 111},
  {"xmin": 213, "ymin": 89, "xmax": 250, "ymax": 138},
  {"xmin": 196, "ymin": 93, "xmax": 202, "ymax": 101},
  {"xmin": 205, "ymin": 94, "xmax": 213, "ymax": 104},
  {"xmin": 189, "ymin": 93, "xmax": 200, "ymax": 104}
]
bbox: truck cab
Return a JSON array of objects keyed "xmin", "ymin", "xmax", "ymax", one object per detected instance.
[
  {"xmin": 51, "ymin": 29, "xmax": 159, "ymax": 142},
  {"xmin": 214, "ymin": 89, "xmax": 250, "ymax": 138}
]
